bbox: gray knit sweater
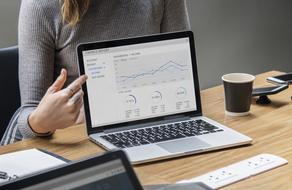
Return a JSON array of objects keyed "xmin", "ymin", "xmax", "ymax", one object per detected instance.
[{"xmin": 1, "ymin": 0, "xmax": 190, "ymax": 145}]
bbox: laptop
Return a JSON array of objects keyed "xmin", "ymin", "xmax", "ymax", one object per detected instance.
[
  {"xmin": 1, "ymin": 150, "xmax": 213, "ymax": 190},
  {"xmin": 0, "ymin": 150, "xmax": 143, "ymax": 190},
  {"xmin": 77, "ymin": 31, "xmax": 252, "ymax": 164}
]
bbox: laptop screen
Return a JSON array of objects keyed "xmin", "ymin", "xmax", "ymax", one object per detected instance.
[
  {"xmin": 82, "ymin": 37, "xmax": 197, "ymax": 128},
  {"xmin": 23, "ymin": 159, "xmax": 136, "ymax": 190}
]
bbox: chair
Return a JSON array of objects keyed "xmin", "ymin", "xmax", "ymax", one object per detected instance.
[{"xmin": 0, "ymin": 46, "xmax": 20, "ymax": 140}]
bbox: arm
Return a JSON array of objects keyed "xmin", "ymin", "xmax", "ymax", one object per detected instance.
[
  {"xmin": 161, "ymin": 0, "xmax": 191, "ymax": 33},
  {"xmin": 1, "ymin": 0, "xmax": 87, "ymax": 145},
  {"xmin": 17, "ymin": 0, "xmax": 56, "ymax": 139},
  {"xmin": 1, "ymin": 70, "xmax": 87, "ymax": 145}
]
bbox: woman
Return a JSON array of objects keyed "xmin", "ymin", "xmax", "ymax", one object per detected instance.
[{"xmin": 1, "ymin": 0, "xmax": 190, "ymax": 145}]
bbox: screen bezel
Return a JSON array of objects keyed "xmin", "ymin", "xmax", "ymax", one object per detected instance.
[
  {"xmin": 77, "ymin": 31, "xmax": 202, "ymax": 134},
  {"xmin": 0, "ymin": 150, "xmax": 143, "ymax": 190}
]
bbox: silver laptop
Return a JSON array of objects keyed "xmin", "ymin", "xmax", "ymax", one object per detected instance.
[{"xmin": 77, "ymin": 31, "xmax": 252, "ymax": 164}]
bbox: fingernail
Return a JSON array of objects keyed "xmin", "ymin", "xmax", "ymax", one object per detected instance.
[{"xmin": 61, "ymin": 69, "xmax": 66, "ymax": 76}]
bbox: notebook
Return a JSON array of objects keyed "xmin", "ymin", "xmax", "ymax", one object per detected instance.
[{"xmin": 0, "ymin": 149, "xmax": 68, "ymax": 184}]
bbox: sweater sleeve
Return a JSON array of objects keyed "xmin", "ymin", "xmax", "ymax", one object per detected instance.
[
  {"xmin": 161, "ymin": 0, "xmax": 191, "ymax": 33},
  {"xmin": 16, "ymin": 0, "xmax": 56, "ymax": 139}
]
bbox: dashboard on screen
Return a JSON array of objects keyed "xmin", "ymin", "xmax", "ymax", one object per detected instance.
[{"xmin": 83, "ymin": 38, "xmax": 197, "ymax": 128}]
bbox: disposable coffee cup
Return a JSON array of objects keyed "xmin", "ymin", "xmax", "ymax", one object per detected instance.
[{"xmin": 222, "ymin": 73, "xmax": 255, "ymax": 116}]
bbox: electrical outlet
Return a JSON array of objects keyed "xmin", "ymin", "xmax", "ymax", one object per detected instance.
[
  {"xmin": 234, "ymin": 154, "xmax": 288, "ymax": 176},
  {"xmin": 192, "ymin": 165, "xmax": 250, "ymax": 189},
  {"xmin": 177, "ymin": 154, "xmax": 288, "ymax": 189}
]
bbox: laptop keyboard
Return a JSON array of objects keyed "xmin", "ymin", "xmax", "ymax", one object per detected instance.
[{"xmin": 100, "ymin": 119, "xmax": 224, "ymax": 148}]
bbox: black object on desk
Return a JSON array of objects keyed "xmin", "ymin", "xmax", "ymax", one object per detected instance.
[
  {"xmin": 252, "ymin": 85, "xmax": 288, "ymax": 104},
  {"xmin": 0, "ymin": 150, "xmax": 143, "ymax": 190}
]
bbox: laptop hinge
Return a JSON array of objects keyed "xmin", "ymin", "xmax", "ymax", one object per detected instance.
[{"xmin": 103, "ymin": 116, "xmax": 192, "ymax": 134}]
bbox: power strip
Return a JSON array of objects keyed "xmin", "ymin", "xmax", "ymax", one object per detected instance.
[{"xmin": 178, "ymin": 154, "xmax": 288, "ymax": 189}]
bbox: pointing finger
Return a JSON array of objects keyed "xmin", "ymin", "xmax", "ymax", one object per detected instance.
[{"xmin": 62, "ymin": 75, "xmax": 88, "ymax": 98}]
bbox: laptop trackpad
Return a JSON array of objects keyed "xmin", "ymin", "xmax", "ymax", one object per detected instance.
[{"xmin": 157, "ymin": 138, "xmax": 210, "ymax": 153}]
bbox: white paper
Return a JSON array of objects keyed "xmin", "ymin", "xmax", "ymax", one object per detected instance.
[{"xmin": 0, "ymin": 149, "xmax": 67, "ymax": 183}]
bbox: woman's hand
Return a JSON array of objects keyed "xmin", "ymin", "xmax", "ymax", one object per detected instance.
[{"xmin": 28, "ymin": 69, "xmax": 88, "ymax": 134}]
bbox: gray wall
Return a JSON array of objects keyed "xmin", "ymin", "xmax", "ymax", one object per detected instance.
[
  {"xmin": 0, "ymin": 0, "xmax": 20, "ymax": 48},
  {"xmin": 187, "ymin": 0, "xmax": 292, "ymax": 88},
  {"xmin": 1, "ymin": 0, "xmax": 292, "ymax": 89}
]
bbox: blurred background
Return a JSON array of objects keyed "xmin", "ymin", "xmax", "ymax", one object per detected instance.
[{"xmin": 1, "ymin": 0, "xmax": 292, "ymax": 89}]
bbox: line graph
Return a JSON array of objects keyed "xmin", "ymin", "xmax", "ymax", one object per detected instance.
[
  {"xmin": 114, "ymin": 50, "xmax": 192, "ymax": 90},
  {"xmin": 117, "ymin": 61, "xmax": 188, "ymax": 83}
]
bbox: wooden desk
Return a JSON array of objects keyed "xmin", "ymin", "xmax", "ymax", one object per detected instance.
[{"xmin": 1, "ymin": 71, "xmax": 292, "ymax": 189}]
